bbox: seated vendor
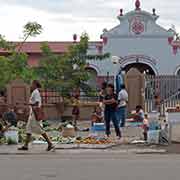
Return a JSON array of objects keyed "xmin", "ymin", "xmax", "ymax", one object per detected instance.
[
  {"xmin": 0, "ymin": 122, "xmax": 10, "ymax": 139},
  {"xmin": 3, "ymin": 105, "xmax": 17, "ymax": 127},
  {"xmin": 91, "ymin": 105, "xmax": 104, "ymax": 126},
  {"xmin": 133, "ymin": 105, "xmax": 145, "ymax": 122}
]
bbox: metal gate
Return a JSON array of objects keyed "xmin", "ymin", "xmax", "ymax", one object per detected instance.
[{"xmin": 145, "ymin": 75, "xmax": 180, "ymax": 113}]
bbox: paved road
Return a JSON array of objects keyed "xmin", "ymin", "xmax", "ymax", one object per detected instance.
[{"xmin": 0, "ymin": 151, "xmax": 180, "ymax": 180}]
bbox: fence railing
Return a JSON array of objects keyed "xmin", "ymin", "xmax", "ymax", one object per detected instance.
[
  {"xmin": 40, "ymin": 89, "xmax": 63, "ymax": 105},
  {"xmin": 145, "ymin": 75, "xmax": 180, "ymax": 113},
  {"xmin": 40, "ymin": 89, "xmax": 99, "ymax": 105}
]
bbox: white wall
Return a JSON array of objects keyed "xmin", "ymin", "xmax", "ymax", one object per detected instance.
[
  {"xmin": 87, "ymin": 9, "xmax": 180, "ymax": 76},
  {"xmin": 101, "ymin": 37, "xmax": 180, "ymax": 75}
]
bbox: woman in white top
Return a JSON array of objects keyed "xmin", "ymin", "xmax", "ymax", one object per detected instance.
[
  {"xmin": 18, "ymin": 80, "xmax": 54, "ymax": 151},
  {"xmin": 117, "ymin": 84, "xmax": 128, "ymax": 127}
]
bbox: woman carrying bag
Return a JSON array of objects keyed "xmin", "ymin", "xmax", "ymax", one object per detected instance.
[{"xmin": 18, "ymin": 80, "xmax": 54, "ymax": 151}]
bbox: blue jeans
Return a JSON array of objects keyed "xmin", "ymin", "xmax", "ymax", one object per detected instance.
[
  {"xmin": 104, "ymin": 109, "xmax": 121, "ymax": 137},
  {"xmin": 117, "ymin": 106, "xmax": 127, "ymax": 127}
]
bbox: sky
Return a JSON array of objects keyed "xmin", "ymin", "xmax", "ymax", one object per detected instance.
[{"xmin": 0, "ymin": 0, "xmax": 180, "ymax": 41}]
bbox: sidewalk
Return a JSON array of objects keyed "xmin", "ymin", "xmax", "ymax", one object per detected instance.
[{"xmin": 0, "ymin": 144, "xmax": 168, "ymax": 155}]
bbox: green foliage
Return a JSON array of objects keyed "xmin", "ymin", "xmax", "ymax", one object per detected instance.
[
  {"xmin": 0, "ymin": 22, "xmax": 42, "ymax": 89},
  {"xmin": 86, "ymin": 53, "xmax": 110, "ymax": 60},
  {"xmin": 37, "ymin": 33, "xmax": 108, "ymax": 96},
  {"xmin": 37, "ymin": 34, "xmax": 90, "ymax": 95},
  {"xmin": 0, "ymin": 35, "xmax": 15, "ymax": 51},
  {"xmin": 0, "ymin": 25, "xmax": 108, "ymax": 94},
  {"xmin": 23, "ymin": 22, "xmax": 43, "ymax": 39},
  {"xmin": 17, "ymin": 22, "xmax": 43, "ymax": 52},
  {"xmin": 0, "ymin": 52, "xmax": 36, "ymax": 87},
  {"xmin": 0, "ymin": 56, "xmax": 11, "ymax": 89}
]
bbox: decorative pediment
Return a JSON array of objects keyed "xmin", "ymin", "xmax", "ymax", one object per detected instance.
[{"xmin": 102, "ymin": 0, "xmax": 171, "ymax": 38}]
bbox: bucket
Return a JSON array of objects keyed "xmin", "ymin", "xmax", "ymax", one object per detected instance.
[
  {"xmin": 5, "ymin": 129, "xmax": 19, "ymax": 144},
  {"xmin": 147, "ymin": 130, "xmax": 160, "ymax": 144},
  {"xmin": 91, "ymin": 123, "xmax": 105, "ymax": 137}
]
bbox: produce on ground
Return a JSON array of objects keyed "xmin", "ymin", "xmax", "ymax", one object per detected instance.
[
  {"xmin": 75, "ymin": 136, "xmax": 113, "ymax": 144},
  {"xmin": 0, "ymin": 122, "xmax": 115, "ymax": 145}
]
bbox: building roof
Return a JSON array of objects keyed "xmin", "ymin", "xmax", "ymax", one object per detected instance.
[{"xmin": 0, "ymin": 41, "xmax": 101, "ymax": 53}]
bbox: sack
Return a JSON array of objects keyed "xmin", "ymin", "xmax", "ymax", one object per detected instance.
[{"xmin": 33, "ymin": 107, "xmax": 45, "ymax": 121}]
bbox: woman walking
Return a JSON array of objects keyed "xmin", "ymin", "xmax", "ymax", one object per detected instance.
[{"xmin": 18, "ymin": 80, "xmax": 54, "ymax": 151}]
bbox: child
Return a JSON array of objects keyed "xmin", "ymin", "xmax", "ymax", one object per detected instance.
[
  {"xmin": 91, "ymin": 105, "xmax": 104, "ymax": 126},
  {"xmin": 142, "ymin": 113, "xmax": 149, "ymax": 141},
  {"xmin": 71, "ymin": 88, "xmax": 80, "ymax": 129},
  {"xmin": 133, "ymin": 105, "xmax": 145, "ymax": 122}
]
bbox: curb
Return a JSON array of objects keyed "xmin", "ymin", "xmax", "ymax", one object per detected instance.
[{"xmin": 0, "ymin": 148, "xmax": 168, "ymax": 155}]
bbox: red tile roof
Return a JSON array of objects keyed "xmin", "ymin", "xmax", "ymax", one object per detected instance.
[{"xmin": 0, "ymin": 41, "xmax": 101, "ymax": 53}]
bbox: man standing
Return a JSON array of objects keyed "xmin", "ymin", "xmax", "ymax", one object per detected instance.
[
  {"xmin": 117, "ymin": 84, "xmax": 128, "ymax": 127},
  {"xmin": 18, "ymin": 80, "xmax": 54, "ymax": 151},
  {"xmin": 103, "ymin": 84, "xmax": 121, "ymax": 139}
]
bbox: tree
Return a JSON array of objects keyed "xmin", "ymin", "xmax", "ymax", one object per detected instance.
[
  {"xmin": 0, "ymin": 22, "xmax": 42, "ymax": 89},
  {"xmin": 37, "ymin": 33, "xmax": 109, "ymax": 96},
  {"xmin": 0, "ymin": 56, "xmax": 12, "ymax": 89},
  {"xmin": 17, "ymin": 22, "xmax": 43, "ymax": 52}
]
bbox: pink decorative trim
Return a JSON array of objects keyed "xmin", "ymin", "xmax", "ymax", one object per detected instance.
[
  {"xmin": 132, "ymin": 20, "xmax": 144, "ymax": 34},
  {"xmin": 73, "ymin": 34, "xmax": 77, "ymax": 42},
  {"xmin": 168, "ymin": 37, "xmax": 180, "ymax": 55},
  {"xmin": 135, "ymin": 0, "xmax": 141, "ymax": 10},
  {"xmin": 120, "ymin": 9, "xmax": 123, "ymax": 16},
  {"xmin": 96, "ymin": 44, "xmax": 103, "ymax": 54},
  {"xmin": 102, "ymin": 37, "xmax": 108, "ymax": 45},
  {"xmin": 168, "ymin": 37, "xmax": 173, "ymax": 44},
  {"xmin": 173, "ymin": 45, "xmax": 178, "ymax": 55}
]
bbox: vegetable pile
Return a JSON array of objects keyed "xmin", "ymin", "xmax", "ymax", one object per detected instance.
[{"xmin": 75, "ymin": 136, "xmax": 113, "ymax": 144}]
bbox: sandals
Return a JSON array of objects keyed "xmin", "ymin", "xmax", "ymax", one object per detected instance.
[
  {"xmin": 18, "ymin": 146, "xmax": 28, "ymax": 151},
  {"xmin": 18, "ymin": 145, "xmax": 55, "ymax": 151},
  {"xmin": 46, "ymin": 145, "xmax": 55, "ymax": 151}
]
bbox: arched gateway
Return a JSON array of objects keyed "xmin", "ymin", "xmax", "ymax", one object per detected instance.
[
  {"xmin": 125, "ymin": 68, "xmax": 145, "ymax": 112},
  {"xmin": 119, "ymin": 55, "xmax": 158, "ymax": 75}
]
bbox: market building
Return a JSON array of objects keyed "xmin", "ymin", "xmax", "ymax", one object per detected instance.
[
  {"xmin": 2, "ymin": 0, "xmax": 180, "ymax": 112},
  {"xmin": 1, "ymin": 0, "xmax": 180, "ymax": 87}
]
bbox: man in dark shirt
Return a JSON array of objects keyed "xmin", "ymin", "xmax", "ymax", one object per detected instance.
[
  {"xmin": 103, "ymin": 84, "xmax": 121, "ymax": 138},
  {"xmin": 3, "ymin": 106, "xmax": 17, "ymax": 127}
]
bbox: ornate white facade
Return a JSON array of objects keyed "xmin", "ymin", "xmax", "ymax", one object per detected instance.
[{"xmin": 88, "ymin": 0, "xmax": 180, "ymax": 78}]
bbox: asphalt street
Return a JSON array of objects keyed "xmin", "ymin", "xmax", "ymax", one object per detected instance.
[{"xmin": 0, "ymin": 151, "xmax": 180, "ymax": 180}]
